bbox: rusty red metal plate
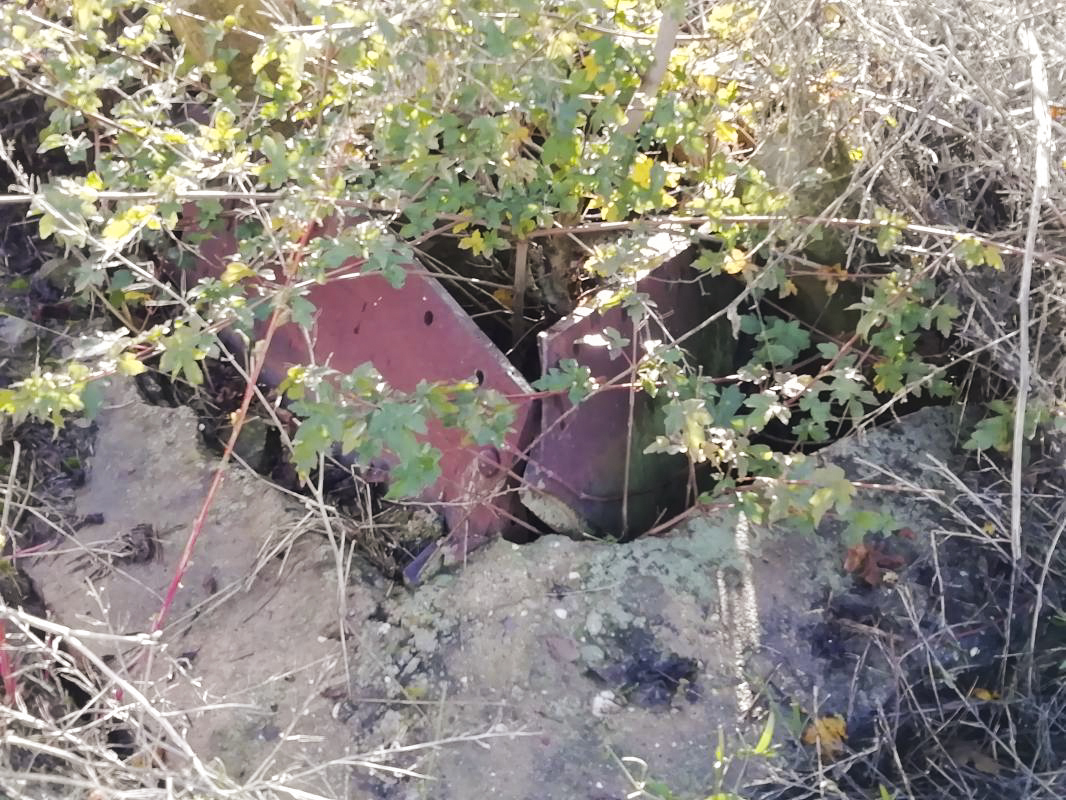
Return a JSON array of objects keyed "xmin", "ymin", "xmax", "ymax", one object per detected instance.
[
  {"xmin": 521, "ymin": 246, "xmax": 741, "ymax": 538},
  {"xmin": 189, "ymin": 210, "xmax": 535, "ymax": 563}
]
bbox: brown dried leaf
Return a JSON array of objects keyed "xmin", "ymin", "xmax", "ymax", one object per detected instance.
[
  {"xmin": 843, "ymin": 544, "xmax": 868, "ymax": 573},
  {"xmin": 802, "ymin": 714, "xmax": 847, "ymax": 760}
]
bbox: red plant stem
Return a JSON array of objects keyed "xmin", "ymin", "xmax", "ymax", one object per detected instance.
[
  {"xmin": 150, "ymin": 308, "xmax": 284, "ymax": 633},
  {"xmin": 151, "ymin": 225, "xmax": 316, "ymax": 634},
  {"xmin": 0, "ymin": 619, "xmax": 15, "ymax": 703}
]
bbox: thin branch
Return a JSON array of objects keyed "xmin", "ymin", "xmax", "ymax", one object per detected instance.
[
  {"xmin": 151, "ymin": 224, "xmax": 320, "ymax": 633},
  {"xmin": 1012, "ymin": 22, "xmax": 1051, "ymax": 563},
  {"xmin": 620, "ymin": 2, "xmax": 683, "ymax": 137}
]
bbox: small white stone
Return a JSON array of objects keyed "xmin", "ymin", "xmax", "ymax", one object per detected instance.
[
  {"xmin": 591, "ymin": 690, "xmax": 623, "ymax": 718},
  {"xmin": 554, "ymin": 608, "xmax": 568, "ymax": 620},
  {"xmin": 568, "ymin": 571, "xmax": 580, "ymax": 580}
]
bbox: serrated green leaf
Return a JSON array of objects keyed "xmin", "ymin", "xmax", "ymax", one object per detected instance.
[
  {"xmin": 341, "ymin": 418, "xmax": 368, "ymax": 454},
  {"xmin": 808, "ymin": 464, "xmax": 854, "ymax": 525},
  {"xmin": 385, "ymin": 444, "xmax": 441, "ymax": 499},
  {"xmin": 158, "ymin": 325, "xmax": 214, "ymax": 386},
  {"xmin": 289, "ymin": 295, "xmax": 316, "ymax": 328},
  {"xmin": 964, "ymin": 413, "xmax": 1012, "ymax": 452},
  {"xmin": 982, "ymin": 245, "xmax": 1003, "ymax": 270},
  {"xmin": 259, "ymin": 133, "xmax": 291, "ymax": 188}
]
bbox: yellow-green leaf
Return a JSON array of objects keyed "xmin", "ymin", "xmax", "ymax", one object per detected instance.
[
  {"xmin": 753, "ymin": 711, "xmax": 775, "ymax": 755},
  {"xmin": 581, "ymin": 52, "xmax": 600, "ymax": 82},
  {"xmin": 117, "ymin": 352, "xmax": 147, "ymax": 376},
  {"xmin": 458, "ymin": 230, "xmax": 488, "ymax": 257},
  {"xmin": 630, "ymin": 154, "xmax": 653, "ymax": 189},
  {"xmin": 102, "ymin": 216, "xmax": 133, "ymax": 241},
  {"xmin": 722, "ymin": 248, "xmax": 748, "ymax": 275},
  {"xmin": 982, "ymin": 245, "xmax": 1003, "ymax": 270},
  {"xmin": 38, "ymin": 213, "xmax": 56, "ymax": 240},
  {"xmin": 715, "ymin": 118, "xmax": 738, "ymax": 145},
  {"xmin": 221, "ymin": 261, "xmax": 256, "ymax": 285},
  {"xmin": 102, "ymin": 204, "xmax": 156, "ymax": 242}
]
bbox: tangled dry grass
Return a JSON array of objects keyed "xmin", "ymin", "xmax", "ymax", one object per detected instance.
[{"xmin": 728, "ymin": 1, "xmax": 1066, "ymax": 798}]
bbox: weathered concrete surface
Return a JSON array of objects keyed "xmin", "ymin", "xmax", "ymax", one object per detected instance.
[{"xmin": 24, "ymin": 382, "xmax": 973, "ymax": 799}]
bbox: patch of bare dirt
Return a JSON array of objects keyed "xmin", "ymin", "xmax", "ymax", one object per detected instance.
[{"xmin": 18, "ymin": 383, "xmax": 1008, "ymax": 799}]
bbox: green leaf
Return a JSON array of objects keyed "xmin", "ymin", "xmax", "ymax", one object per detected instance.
[
  {"xmin": 875, "ymin": 224, "xmax": 900, "ymax": 256},
  {"xmin": 289, "ymin": 295, "xmax": 317, "ymax": 328},
  {"xmin": 81, "ymin": 379, "xmax": 106, "ymax": 419},
  {"xmin": 158, "ymin": 325, "xmax": 215, "ymax": 386},
  {"xmin": 385, "ymin": 443, "xmax": 441, "ymax": 499},
  {"xmin": 982, "ymin": 245, "xmax": 1004, "ymax": 270},
  {"xmin": 259, "ymin": 133, "xmax": 291, "ymax": 188},
  {"xmin": 38, "ymin": 213, "xmax": 56, "ymax": 240},
  {"xmin": 808, "ymin": 465, "xmax": 855, "ymax": 525},
  {"xmin": 873, "ymin": 207, "xmax": 907, "ymax": 256},
  {"xmin": 964, "ymin": 410, "xmax": 1012, "ymax": 452},
  {"xmin": 542, "ymin": 131, "xmax": 581, "ymax": 168},
  {"xmin": 753, "ymin": 711, "xmax": 775, "ymax": 755},
  {"xmin": 291, "ymin": 420, "xmax": 335, "ymax": 478},
  {"xmin": 533, "ymin": 359, "xmax": 597, "ymax": 405},
  {"xmin": 955, "ymin": 236, "xmax": 985, "ymax": 267},
  {"xmin": 744, "ymin": 391, "xmax": 789, "ymax": 430},
  {"xmin": 340, "ymin": 418, "xmax": 369, "ymax": 454}
]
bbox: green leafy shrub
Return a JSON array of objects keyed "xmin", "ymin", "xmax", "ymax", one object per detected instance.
[{"xmin": 0, "ymin": 0, "xmax": 992, "ymax": 530}]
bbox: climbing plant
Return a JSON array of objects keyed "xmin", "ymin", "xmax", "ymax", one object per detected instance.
[{"xmin": 0, "ymin": 0, "xmax": 1034, "ymax": 530}]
